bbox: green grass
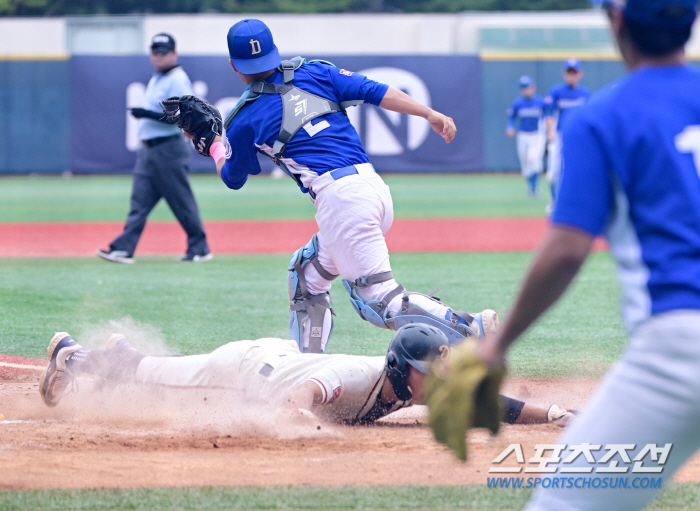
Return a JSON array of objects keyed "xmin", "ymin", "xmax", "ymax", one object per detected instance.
[
  {"xmin": 0, "ymin": 173, "xmax": 548, "ymax": 222},
  {"xmin": 1, "ymin": 483, "xmax": 699, "ymax": 511},
  {"xmin": 0, "ymin": 252, "xmax": 623, "ymax": 377},
  {"xmin": 0, "ymin": 174, "xmax": 641, "ymax": 510}
]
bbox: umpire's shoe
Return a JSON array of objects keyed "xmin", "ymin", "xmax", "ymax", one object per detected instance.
[
  {"xmin": 39, "ymin": 332, "xmax": 82, "ymax": 407},
  {"xmin": 178, "ymin": 253, "xmax": 213, "ymax": 262},
  {"xmin": 96, "ymin": 249, "xmax": 134, "ymax": 264}
]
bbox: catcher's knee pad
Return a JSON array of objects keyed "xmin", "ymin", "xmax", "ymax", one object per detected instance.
[
  {"xmin": 287, "ymin": 234, "xmax": 338, "ymax": 301},
  {"xmin": 342, "ymin": 271, "xmax": 399, "ymax": 330},
  {"xmin": 343, "ymin": 272, "xmax": 479, "ymax": 344},
  {"xmin": 288, "ymin": 235, "xmax": 338, "ymax": 353}
]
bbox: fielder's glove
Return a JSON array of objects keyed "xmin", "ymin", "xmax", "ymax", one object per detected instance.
[
  {"xmin": 161, "ymin": 95, "xmax": 223, "ymax": 157},
  {"xmin": 425, "ymin": 339, "xmax": 505, "ymax": 461}
]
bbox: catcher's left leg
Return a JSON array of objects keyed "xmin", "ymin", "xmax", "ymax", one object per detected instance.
[{"xmin": 288, "ymin": 234, "xmax": 338, "ymax": 354}]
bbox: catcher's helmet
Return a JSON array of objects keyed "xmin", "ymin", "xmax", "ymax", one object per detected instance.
[{"xmin": 385, "ymin": 324, "xmax": 449, "ymax": 401}]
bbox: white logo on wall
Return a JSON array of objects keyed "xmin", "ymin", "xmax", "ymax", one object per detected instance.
[
  {"xmin": 125, "ymin": 80, "xmax": 239, "ymax": 152},
  {"xmin": 346, "ymin": 67, "xmax": 431, "ymax": 156}
]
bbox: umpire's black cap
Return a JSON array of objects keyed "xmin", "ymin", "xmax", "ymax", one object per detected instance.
[{"xmin": 151, "ymin": 33, "xmax": 176, "ymax": 54}]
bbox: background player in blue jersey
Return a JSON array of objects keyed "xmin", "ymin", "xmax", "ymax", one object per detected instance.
[
  {"xmin": 197, "ymin": 19, "xmax": 498, "ymax": 354},
  {"xmin": 469, "ymin": 0, "xmax": 700, "ymax": 509},
  {"xmin": 544, "ymin": 58, "xmax": 591, "ymax": 211},
  {"xmin": 506, "ymin": 75, "xmax": 546, "ymax": 197}
]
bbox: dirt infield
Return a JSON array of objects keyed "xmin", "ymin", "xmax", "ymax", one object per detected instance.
[
  {"xmin": 2, "ymin": 363, "xmax": 699, "ymax": 489},
  {"xmin": 0, "ymin": 218, "xmax": 607, "ymax": 257}
]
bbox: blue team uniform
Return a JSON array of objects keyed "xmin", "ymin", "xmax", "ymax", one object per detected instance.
[
  {"xmin": 221, "ymin": 62, "xmax": 388, "ymax": 191},
  {"xmin": 507, "ymin": 95, "xmax": 546, "ymax": 192},
  {"xmin": 531, "ymin": 63, "xmax": 700, "ymax": 511},
  {"xmin": 544, "ymin": 83, "xmax": 591, "ymax": 131},
  {"xmin": 219, "ymin": 53, "xmax": 489, "ymax": 354},
  {"xmin": 518, "ymin": 2, "xmax": 700, "ymax": 510},
  {"xmin": 554, "ymin": 65, "xmax": 700, "ymax": 333},
  {"xmin": 507, "ymin": 96, "xmax": 545, "ymax": 132},
  {"xmin": 544, "ymin": 82, "xmax": 591, "ymax": 203}
]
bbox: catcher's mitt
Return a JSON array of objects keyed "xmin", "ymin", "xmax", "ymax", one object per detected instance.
[
  {"xmin": 161, "ymin": 95, "xmax": 223, "ymax": 157},
  {"xmin": 425, "ymin": 339, "xmax": 505, "ymax": 461}
]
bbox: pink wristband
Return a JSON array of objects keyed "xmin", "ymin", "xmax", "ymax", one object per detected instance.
[{"xmin": 210, "ymin": 142, "xmax": 226, "ymax": 162}]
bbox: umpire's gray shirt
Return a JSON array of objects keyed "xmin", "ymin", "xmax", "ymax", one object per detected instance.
[{"xmin": 138, "ymin": 66, "xmax": 193, "ymax": 141}]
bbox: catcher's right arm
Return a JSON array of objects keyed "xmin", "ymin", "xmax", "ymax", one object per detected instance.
[
  {"xmin": 425, "ymin": 339, "xmax": 505, "ymax": 461},
  {"xmin": 161, "ymin": 95, "xmax": 223, "ymax": 157}
]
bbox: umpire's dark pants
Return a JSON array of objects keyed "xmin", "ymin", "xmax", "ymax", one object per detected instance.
[{"xmin": 110, "ymin": 135, "xmax": 209, "ymax": 257}]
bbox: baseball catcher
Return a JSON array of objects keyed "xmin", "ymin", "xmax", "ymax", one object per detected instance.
[{"xmin": 163, "ymin": 19, "xmax": 501, "ymax": 355}]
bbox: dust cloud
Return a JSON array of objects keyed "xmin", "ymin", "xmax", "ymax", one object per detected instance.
[{"xmin": 33, "ymin": 318, "xmax": 337, "ymax": 440}]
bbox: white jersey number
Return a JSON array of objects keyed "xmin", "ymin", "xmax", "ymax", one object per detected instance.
[
  {"xmin": 303, "ymin": 120, "xmax": 330, "ymax": 138},
  {"xmin": 675, "ymin": 125, "xmax": 700, "ymax": 176}
]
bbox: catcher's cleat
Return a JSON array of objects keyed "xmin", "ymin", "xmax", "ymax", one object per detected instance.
[
  {"xmin": 39, "ymin": 332, "xmax": 82, "ymax": 407},
  {"xmin": 547, "ymin": 404, "xmax": 577, "ymax": 427},
  {"xmin": 470, "ymin": 309, "xmax": 500, "ymax": 338},
  {"xmin": 96, "ymin": 249, "xmax": 134, "ymax": 264}
]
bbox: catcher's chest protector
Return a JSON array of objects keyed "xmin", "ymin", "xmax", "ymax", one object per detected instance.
[
  {"xmin": 251, "ymin": 60, "xmax": 348, "ymax": 162},
  {"xmin": 224, "ymin": 58, "xmax": 363, "ymax": 191}
]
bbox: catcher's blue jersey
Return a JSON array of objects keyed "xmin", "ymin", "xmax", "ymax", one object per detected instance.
[
  {"xmin": 553, "ymin": 65, "xmax": 700, "ymax": 332},
  {"xmin": 221, "ymin": 61, "xmax": 388, "ymax": 191},
  {"xmin": 544, "ymin": 83, "xmax": 591, "ymax": 131},
  {"xmin": 507, "ymin": 96, "xmax": 545, "ymax": 133}
]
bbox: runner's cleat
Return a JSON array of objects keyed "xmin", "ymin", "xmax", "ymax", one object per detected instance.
[{"xmin": 39, "ymin": 332, "xmax": 82, "ymax": 407}]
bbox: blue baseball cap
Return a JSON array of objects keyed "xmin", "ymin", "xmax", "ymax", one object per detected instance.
[
  {"xmin": 519, "ymin": 75, "xmax": 534, "ymax": 88},
  {"xmin": 227, "ymin": 19, "xmax": 281, "ymax": 75},
  {"xmin": 563, "ymin": 58, "xmax": 582, "ymax": 71},
  {"xmin": 596, "ymin": 0, "xmax": 697, "ymax": 28}
]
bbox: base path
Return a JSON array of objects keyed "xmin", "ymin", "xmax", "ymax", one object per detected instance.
[
  {"xmin": 0, "ymin": 219, "xmax": 606, "ymax": 258},
  {"xmin": 1, "ymin": 367, "xmax": 698, "ymax": 489}
]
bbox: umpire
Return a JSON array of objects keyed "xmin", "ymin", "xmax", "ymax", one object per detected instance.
[{"xmin": 97, "ymin": 33, "xmax": 211, "ymax": 264}]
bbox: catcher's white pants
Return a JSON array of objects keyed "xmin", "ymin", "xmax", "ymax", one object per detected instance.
[
  {"xmin": 546, "ymin": 131, "xmax": 562, "ymax": 185},
  {"xmin": 517, "ymin": 131, "xmax": 544, "ymax": 177},
  {"xmin": 525, "ymin": 310, "xmax": 700, "ymax": 511},
  {"xmin": 302, "ymin": 166, "xmax": 449, "ymax": 318}
]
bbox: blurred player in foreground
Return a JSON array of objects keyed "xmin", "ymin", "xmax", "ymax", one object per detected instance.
[
  {"xmin": 190, "ymin": 19, "xmax": 496, "ymax": 354},
  {"xmin": 544, "ymin": 58, "xmax": 591, "ymax": 211},
  {"xmin": 39, "ymin": 326, "xmax": 574, "ymax": 427},
  {"xmin": 97, "ymin": 33, "xmax": 211, "ymax": 264},
  {"xmin": 446, "ymin": 0, "xmax": 700, "ymax": 509},
  {"xmin": 506, "ymin": 75, "xmax": 546, "ymax": 197}
]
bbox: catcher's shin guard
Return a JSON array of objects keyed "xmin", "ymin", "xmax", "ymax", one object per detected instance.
[
  {"xmin": 288, "ymin": 235, "xmax": 337, "ymax": 353},
  {"xmin": 289, "ymin": 293, "xmax": 334, "ymax": 354},
  {"xmin": 343, "ymin": 273, "xmax": 479, "ymax": 344}
]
